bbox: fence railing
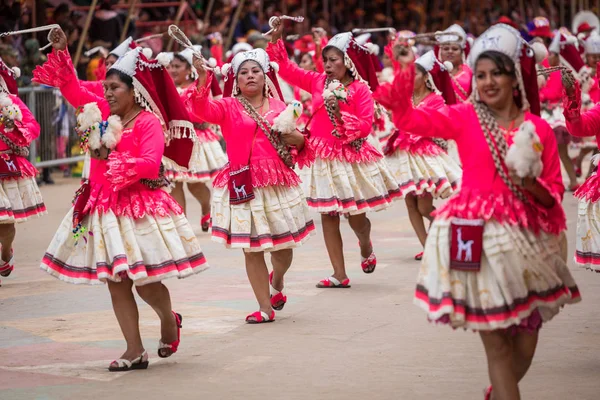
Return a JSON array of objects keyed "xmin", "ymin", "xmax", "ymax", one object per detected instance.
[{"xmin": 18, "ymin": 86, "xmax": 85, "ymax": 169}]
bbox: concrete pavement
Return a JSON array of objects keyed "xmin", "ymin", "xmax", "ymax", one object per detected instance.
[{"xmin": 0, "ymin": 177, "xmax": 599, "ymax": 400}]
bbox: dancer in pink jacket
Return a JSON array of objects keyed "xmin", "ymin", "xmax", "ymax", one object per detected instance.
[
  {"xmin": 0, "ymin": 58, "xmax": 46, "ymax": 285},
  {"xmin": 376, "ymin": 24, "xmax": 580, "ymax": 400},
  {"xmin": 187, "ymin": 48, "xmax": 315, "ymax": 323},
  {"xmin": 268, "ymin": 22, "xmax": 400, "ymax": 289}
]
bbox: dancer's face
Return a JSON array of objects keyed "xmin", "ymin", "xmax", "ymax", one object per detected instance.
[
  {"xmin": 170, "ymin": 57, "xmax": 191, "ymax": 86},
  {"xmin": 414, "ymin": 66, "xmax": 427, "ymax": 91},
  {"xmin": 104, "ymin": 74, "xmax": 135, "ymax": 116},
  {"xmin": 237, "ymin": 61, "xmax": 265, "ymax": 97},
  {"xmin": 299, "ymin": 53, "xmax": 315, "ymax": 71},
  {"xmin": 586, "ymin": 53, "xmax": 600, "ymax": 70},
  {"xmin": 475, "ymin": 58, "xmax": 517, "ymax": 109},
  {"xmin": 440, "ymin": 44, "xmax": 462, "ymax": 67},
  {"xmin": 323, "ymin": 48, "xmax": 348, "ymax": 81},
  {"xmin": 105, "ymin": 55, "xmax": 118, "ymax": 69}
]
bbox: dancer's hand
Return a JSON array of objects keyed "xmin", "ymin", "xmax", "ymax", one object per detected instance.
[
  {"xmin": 393, "ymin": 41, "xmax": 415, "ymax": 69},
  {"xmin": 325, "ymin": 96, "xmax": 341, "ymax": 118},
  {"xmin": 90, "ymin": 145, "xmax": 111, "ymax": 160},
  {"xmin": 49, "ymin": 27, "xmax": 68, "ymax": 51},
  {"xmin": 281, "ymin": 129, "xmax": 305, "ymax": 147},
  {"xmin": 270, "ymin": 18, "xmax": 283, "ymax": 43},
  {"xmin": 193, "ymin": 55, "xmax": 207, "ymax": 87}
]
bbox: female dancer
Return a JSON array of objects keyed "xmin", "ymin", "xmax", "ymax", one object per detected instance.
[
  {"xmin": 40, "ymin": 47, "xmax": 207, "ymax": 371},
  {"xmin": 437, "ymin": 24, "xmax": 472, "ymax": 102},
  {"xmin": 162, "ymin": 47, "xmax": 227, "ymax": 230},
  {"xmin": 381, "ymin": 50, "xmax": 461, "ymax": 261},
  {"xmin": 187, "ymin": 49, "xmax": 315, "ymax": 323},
  {"xmin": 268, "ymin": 23, "xmax": 400, "ymax": 288},
  {"xmin": 564, "ymin": 66, "xmax": 600, "ymax": 271},
  {"xmin": 0, "ymin": 58, "xmax": 46, "ymax": 284},
  {"xmin": 376, "ymin": 24, "xmax": 580, "ymax": 400}
]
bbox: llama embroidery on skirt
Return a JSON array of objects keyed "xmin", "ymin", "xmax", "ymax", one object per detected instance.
[{"xmin": 450, "ymin": 218, "xmax": 484, "ymax": 271}]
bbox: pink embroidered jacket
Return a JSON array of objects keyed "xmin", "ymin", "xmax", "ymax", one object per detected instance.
[
  {"xmin": 383, "ymin": 90, "xmax": 448, "ymax": 156},
  {"xmin": 186, "ymin": 75, "xmax": 313, "ymax": 188},
  {"xmin": 452, "ymin": 64, "xmax": 472, "ymax": 102},
  {"xmin": 267, "ymin": 40, "xmax": 382, "ymax": 164},
  {"xmin": 86, "ymin": 111, "xmax": 182, "ymax": 218},
  {"xmin": 0, "ymin": 94, "xmax": 40, "ymax": 178},
  {"xmin": 376, "ymin": 66, "xmax": 566, "ymax": 235}
]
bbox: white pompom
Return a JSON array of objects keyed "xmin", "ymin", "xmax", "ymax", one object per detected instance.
[
  {"xmin": 207, "ymin": 57, "xmax": 217, "ymax": 68},
  {"xmin": 141, "ymin": 47, "xmax": 153, "ymax": 59},
  {"xmin": 530, "ymin": 42, "xmax": 548, "ymax": 63},
  {"xmin": 220, "ymin": 63, "xmax": 231, "ymax": 76},
  {"xmin": 270, "ymin": 61, "xmax": 279, "ymax": 72},
  {"xmin": 11, "ymin": 67, "xmax": 20, "ymax": 78},
  {"xmin": 443, "ymin": 61, "xmax": 454, "ymax": 71},
  {"xmin": 225, "ymin": 50, "xmax": 232, "ymax": 59},
  {"xmin": 566, "ymin": 35, "xmax": 579, "ymax": 45},
  {"xmin": 156, "ymin": 52, "xmax": 172, "ymax": 67},
  {"xmin": 0, "ymin": 94, "xmax": 12, "ymax": 107},
  {"xmin": 364, "ymin": 43, "xmax": 379, "ymax": 55}
]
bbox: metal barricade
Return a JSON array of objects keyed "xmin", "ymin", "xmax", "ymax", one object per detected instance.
[{"xmin": 18, "ymin": 86, "xmax": 85, "ymax": 169}]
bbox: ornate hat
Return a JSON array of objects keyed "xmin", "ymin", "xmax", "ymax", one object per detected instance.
[
  {"xmin": 220, "ymin": 48, "xmax": 284, "ymax": 100},
  {"xmin": 0, "ymin": 58, "xmax": 19, "ymax": 95},
  {"xmin": 323, "ymin": 32, "xmax": 380, "ymax": 91},
  {"xmin": 468, "ymin": 23, "xmax": 545, "ymax": 115},
  {"xmin": 584, "ymin": 32, "xmax": 600, "ymax": 55},
  {"xmin": 548, "ymin": 28, "xmax": 586, "ymax": 74},
  {"xmin": 573, "ymin": 11, "xmax": 600, "ymax": 38},
  {"xmin": 109, "ymin": 47, "xmax": 194, "ymax": 146},
  {"xmin": 438, "ymin": 24, "xmax": 467, "ymax": 48},
  {"xmin": 415, "ymin": 50, "xmax": 457, "ymax": 105},
  {"xmin": 109, "ymin": 37, "xmax": 135, "ymax": 58},
  {"xmin": 528, "ymin": 17, "xmax": 554, "ymax": 39}
]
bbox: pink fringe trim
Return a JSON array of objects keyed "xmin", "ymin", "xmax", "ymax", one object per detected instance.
[
  {"xmin": 212, "ymin": 158, "xmax": 301, "ymax": 188},
  {"xmin": 337, "ymin": 111, "xmax": 364, "ymax": 143},
  {"xmin": 296, "ymin": 137, "xmax": 315, "ymax": 169},
  {"xmin": 309, "ymin": 136, "xmax": 382, "ymax": 163},
  {"xmin": 434, "ymin": 184, "xmax": 566, "ymax": 236},
  {"xmin": 81, "ymin": 180, "xmax": 182, "ymax": 218},
  {"xmin": 574, "ymin": 173, "xmax": 600, "ymax": 202},
  {"xmin": 390, "ymin": 134, "xmax": 444, "ymax": 156}
]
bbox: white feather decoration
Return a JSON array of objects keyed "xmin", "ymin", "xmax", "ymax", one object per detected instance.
[{"xmin": 505, "ymin": 120, "xmax": 544, "ymax": 178}]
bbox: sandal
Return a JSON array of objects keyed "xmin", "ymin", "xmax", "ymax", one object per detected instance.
[
  {"xmin": 0, "ymin": 251, "xmax": 14, "ymax": 277},
  {"xmin": 359, "ymin": 241, "xmax": 376, "ymax": 273},
  {"xmin": 158, "ymin": 311, "xmax": 182, "ymax": 358},
  {"xmin": 316, "ymin": 276, "xmax": 351, "ymax": 288},
  {"xmin": 108, "ymin": 351, "xmax": 149, "ymax": 372},
  {"xmin": 414, "ymin": 251, "xmax": 423, "ymax": 261},
  {"xmin": 484, "ymin": 385, "xmax": 492, "ymax": 400},
  {"xmin": 246, "ymin": 310, "xmax": 275, "ymax": 324},
  {"xmin": 201, "ymin": 213, "xmax": 211, "ymax": 232},
  {"xmin": 269, "ymin": 271, "xmax": 287, "ymax": 311}
]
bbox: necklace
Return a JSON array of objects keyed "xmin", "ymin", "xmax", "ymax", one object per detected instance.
[
  {"xmin": 411, "ymin": 91, "xmax": 429, "ymax": 107},
  {"xmin": 121, "ymin": 109, "xmax": 142, "ymax": 128}
]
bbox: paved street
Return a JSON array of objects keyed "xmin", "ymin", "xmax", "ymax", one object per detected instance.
[{"xmin": 0, "ymin": 176, "xmax": 599, "ymax": 400}]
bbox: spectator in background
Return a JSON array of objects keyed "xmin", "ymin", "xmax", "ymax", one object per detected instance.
[
  {"xmin": 51, "ymin": 3, "xmax": 71, "ymax": 30},
  {"xmin": 19, "ymin": 38, "xmax": 47, "ymax": 86},
  {"xmin": 88, "ymin": 0, "xmax": 123, "ymax": 49}
]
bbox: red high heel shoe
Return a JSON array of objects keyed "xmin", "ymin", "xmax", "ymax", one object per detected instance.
[
  {"xmin": 158, "ymin": 311, "xmax": 182, "ymax": 358},
  {"xmin": 484, "ymin": 385, "xmax": 492, "ymax": 400},
  {"xmin": 201, "ymin": 214, "xmax": 211, "ymax": 232}
]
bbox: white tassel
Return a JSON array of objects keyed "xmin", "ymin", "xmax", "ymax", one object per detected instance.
[
  {"xmin": 443, "ymin": 61, "xmax": 454, "ymax": 72},
  {"xmin": 11, "ymin": 67, "xmax": 20, "ymax": 78},
  {"xmin": 530, "ymin": 42, "xmax": 548, "ymax": 63}
]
